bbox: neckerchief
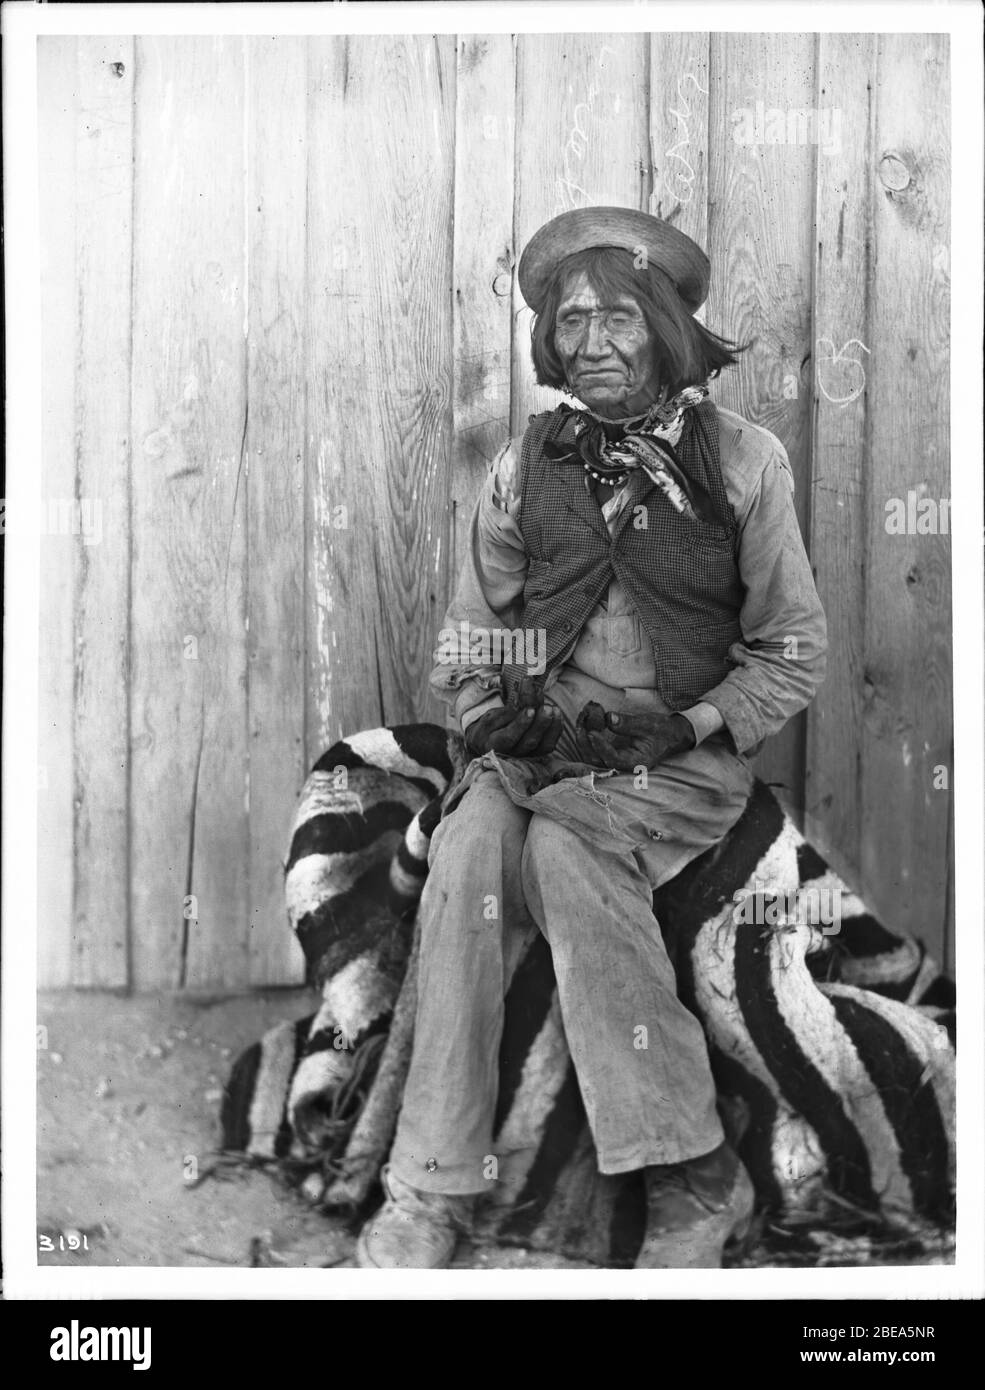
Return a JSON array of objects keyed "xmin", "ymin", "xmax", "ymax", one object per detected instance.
[{"xmin": 543, "ymin": 382, "xmax": 717, "ymax": 523}]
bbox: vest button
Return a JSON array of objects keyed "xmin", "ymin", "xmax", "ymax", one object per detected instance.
[
  {"xmin": 583, "ymin": 584, "xmax": 594, "ymax": 596},
  {"xmin": 562, "ymin": 621, "xmax": 574, "ymax": 633}
]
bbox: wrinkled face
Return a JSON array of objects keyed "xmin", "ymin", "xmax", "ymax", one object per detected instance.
[{"xmin": 553, "ymin": 272, "xmax": 659, "ymax": 418}]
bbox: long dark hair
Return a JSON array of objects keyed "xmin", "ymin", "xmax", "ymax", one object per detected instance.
[{"xmin": 530, "ymin": 245, "xmax": 747, "ymax": 399}]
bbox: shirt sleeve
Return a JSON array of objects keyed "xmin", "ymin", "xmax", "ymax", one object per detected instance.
[
  {"xmin": 429, "ymin": 440, "xmax": 529, "ymax": 731},
  {"xmin": 700, "ymin": 447, "xmax": 828, "ymax": 755},
  {"xmin": 679, "ymin": 700, "xmax": 725, "ymax": 746}
]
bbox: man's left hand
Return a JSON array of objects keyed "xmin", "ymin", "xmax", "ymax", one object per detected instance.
[{"xmin": 575, "ymin": 702, "xmax": 696, "ymax": 772}]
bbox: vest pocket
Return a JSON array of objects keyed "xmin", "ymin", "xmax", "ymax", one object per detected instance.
[
  {"xmin": 679, "ymin": 525, "xmax": 740, "ymax": 604},
  {"xmin": 659, "ymin": 619, "xmax": 742, "ymax": 704}
]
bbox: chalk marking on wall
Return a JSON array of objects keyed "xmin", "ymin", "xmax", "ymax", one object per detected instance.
[
  {"xmin": 553, "ymin": 44, "xmax": 620, "ymax": 217},
  {"xmin": 815, "ymin": 336, "xmax": 870, "ymax": 407},
  {"xmin": 661, "ymin": 72, "xmax": 708, "ymax": 208},
  {"xmin": 555, "ymin": 94, "xmax": 595, "ymax": 214}
]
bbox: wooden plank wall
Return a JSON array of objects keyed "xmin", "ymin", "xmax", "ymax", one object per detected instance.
[
  {"xmin": 37, "ymin": 38, "xmax": 79, "ymax": 991},
  {"xmin": 36, "ymin": 31, "xmax": 953, "ymax": 988}
]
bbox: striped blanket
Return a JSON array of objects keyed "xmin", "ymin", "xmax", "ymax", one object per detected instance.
[{"xmin": 221, "ymin": 724, "xmax": 955, "ymax": 1265}]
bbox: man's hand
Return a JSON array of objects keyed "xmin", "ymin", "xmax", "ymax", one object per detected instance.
[
  {"xmin": 574, "ymin": 701, "xmax": 696, "ymax": 772},
  {"xmin": 464, "ymin": 676, "xmax": 564, "ymax": 758}
]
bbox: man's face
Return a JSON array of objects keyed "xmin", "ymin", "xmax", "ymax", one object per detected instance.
[{"xmin": 553, "ymin": 272, "xmax": 658, "ymax": 418}]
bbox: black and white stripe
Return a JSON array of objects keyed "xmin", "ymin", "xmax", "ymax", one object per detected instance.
[{"xmin": 223, "ymin": 723, "xmax": 955, "ymax": 1261}]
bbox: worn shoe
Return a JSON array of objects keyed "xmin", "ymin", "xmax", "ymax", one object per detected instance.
[
  {"xmin": 635, "ymin": 1142, "xmax": 755, "ymax": 1268},
  {"xmin": 355, "ymin": 1164, "xmax": 475, "ymax": 1269}
]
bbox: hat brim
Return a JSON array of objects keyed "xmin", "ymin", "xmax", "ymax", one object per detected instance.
[{"xmin": 517, "ymin": 207, "xmax": 710, "ymax": 316}]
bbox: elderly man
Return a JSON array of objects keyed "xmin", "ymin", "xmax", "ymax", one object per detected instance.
[{"xmin": 356, "ymin": 207, "xmax": 827, "ymax": 1269}]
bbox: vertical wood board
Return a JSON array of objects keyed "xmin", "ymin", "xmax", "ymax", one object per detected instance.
[
  {"xmin": 860, "ymin": 33, "xmax": 951, "ymax": 959},
  {"xmin": 707, "ymin": 32, "xmax": 818, "ymax": 810},
  {"xmin": 448, "ymin": 34, "xmax": 517, "ymax": 654},
  {"xmin": 37, "ymin": 37, "xmax": 80, "ymax": 989},
  {"xmin": 72, "ymin": 36, "xmax": 135, "ymax": 988},
  {"xmin": 304, "ymin": 36, "xmax": 456, "ymax": 758},
  {"xmin": 129, "ymin": 37, "xmax": 250, "ymax": 989},
  {"xmin": 805, "ymin": 33, "xmax": 877, "ymax": 878},
  {"xmin": 245, "ymin": 37, "xmax": 309, "ymax": 984},
  {"xmin": 648, "ymin": 32, "xmax": 711, "ymax": 249}
]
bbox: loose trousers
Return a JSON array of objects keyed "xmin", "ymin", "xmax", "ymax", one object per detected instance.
[{"xmin": 389, "ymin": 735, "xmax": 754, "ymax": 1195}]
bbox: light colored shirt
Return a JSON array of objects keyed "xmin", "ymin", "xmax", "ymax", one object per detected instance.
[{"xmin": 431, "ymin": 407, "xmax": 827, "ymax": 757}]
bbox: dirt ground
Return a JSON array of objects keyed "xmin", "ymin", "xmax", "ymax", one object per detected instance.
[
  {"xmin": 37, "ymin": 990, "xmax": 953, "ymax": 1276},
  {"xmin": 36, "ymin": 990, "xmax": 587, "ymax": 1272}
]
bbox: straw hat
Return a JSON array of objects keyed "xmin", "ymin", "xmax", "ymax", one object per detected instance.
[{"xmin": 517, "ymin": 206, "xmax": 710, "ymax": 316}]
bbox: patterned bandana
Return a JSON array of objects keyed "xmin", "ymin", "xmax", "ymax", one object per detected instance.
[{"xmin": 543, "ymin": 382, "xmax": 717, "ymax": 523}]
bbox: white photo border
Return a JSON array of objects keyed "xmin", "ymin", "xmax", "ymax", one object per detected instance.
[{"xmin": 3, "ymin": 0, "xmax": 982, "ymax": 1301}]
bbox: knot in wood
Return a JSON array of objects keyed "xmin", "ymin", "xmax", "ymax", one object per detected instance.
[{"xmin": 878, "ymin": 153, "xmax": 911, "ymax": 193}]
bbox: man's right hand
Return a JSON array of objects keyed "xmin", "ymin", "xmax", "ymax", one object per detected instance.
[{"xmin": 464, "ymin": 676, "xmax": 564, "ymax": 758}]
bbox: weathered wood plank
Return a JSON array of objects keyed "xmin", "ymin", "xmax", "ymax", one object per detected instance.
[
  {"xmin": 804, "ymin": 33, "xmax": 877, "ymax": 883},
  {"xmin": 42, "ymin": 32, "xmax": 954, "ymax": 989},
  {"xmin": 129, "ymin": 37, "xmax": 250, "ymax": 989},
  {"xmin": 706, "ymin": 32, "xmax": 818, "ymax": 814},
  {"xmin": 512, "ymin": 32, "xmax": 651, "ymax": 434},
  {"xmin": 37, "ymin": 38, "xmax": 79, "ymax": 989},
  {"xmin": 861, "ymin": 34, "xmax": 951, "ymax": 959},
  {"xmin": 304, "ymin": 36, "xmax": 456, "ymax": 757},
  {"xmin": 448, "ymin": 35, "xmax": 516, "ymax": 641},
  {"xmin": 245, "ymin": 37, "xmax": 308, "ymax": 985},
  {"xmin": 72, "ymin": 36, "xmax": 135, "ymax": 987},
  {"xmin": 648, "ymin": 33, "xmax": 710, "ymax": 250}
]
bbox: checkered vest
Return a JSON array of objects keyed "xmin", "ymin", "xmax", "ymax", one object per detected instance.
[{"xmin": 501, "ymin": 400, "xmax": 744, "ymax": 710}]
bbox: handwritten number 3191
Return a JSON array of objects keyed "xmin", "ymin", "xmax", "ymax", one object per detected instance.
[{"xmin": 39, "ymin": 1232, "xmax": 89, "ymax": 1251}]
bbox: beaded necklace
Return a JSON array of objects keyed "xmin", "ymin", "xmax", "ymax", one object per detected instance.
[{"xmin": 545, "ymin": 382, "xmax": 715, "ymax": 521}]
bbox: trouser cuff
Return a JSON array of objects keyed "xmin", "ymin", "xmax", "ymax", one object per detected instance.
[
  {"xmin": 388, "ymin": 1143, "xmax": 497, "ymax": 1196},
  {"xmin": 596, "ymin": 1125, "xmax": 725, "ymax": 1176}
]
